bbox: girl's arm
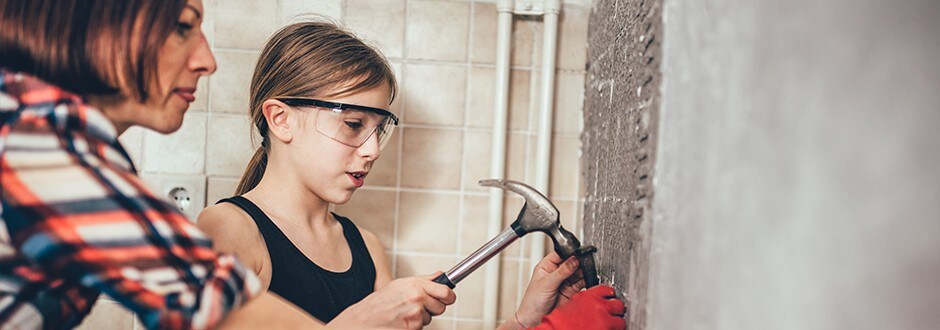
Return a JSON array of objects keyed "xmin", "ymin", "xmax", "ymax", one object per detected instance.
[
  {"xmin": 196, "ymin": 203, "xmax": 272, "ymax": 291},
  {"xmin": 360, "ymin": 228, "xmax": 393, "ymax": 289}
]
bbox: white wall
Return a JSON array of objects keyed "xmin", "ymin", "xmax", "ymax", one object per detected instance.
[{"xmin": 649, "ymin": 0, "xmax": 940, "ymax": 329}]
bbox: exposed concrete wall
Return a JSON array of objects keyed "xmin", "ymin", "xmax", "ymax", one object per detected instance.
[
  {"xmin": 582, "ymin": 0, "xmax": 663, "ymax": 329},
  {"xmin": 648, "ymin": 0, "xmax": 940, "ymax": 329},
  {"xmin": 584, "ymin": 0, "xmax": 940, "ymax": 329}
]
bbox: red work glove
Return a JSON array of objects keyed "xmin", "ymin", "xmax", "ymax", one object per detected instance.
[{"xmin": 532, "ymin": 285, "xmax": 626, "ymax": 330}]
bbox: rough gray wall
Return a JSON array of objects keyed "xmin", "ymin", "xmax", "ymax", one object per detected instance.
[
  {"xmin": 646, "ymin": 0, "xmax": 940, "ymax": 329},
  {"xmin": 582, "ymin": 0, "xmax": 662, "ymax": 329}
]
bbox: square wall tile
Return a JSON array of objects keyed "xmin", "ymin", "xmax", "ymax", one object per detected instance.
[
  {"xmin": 213, "ymin": 0, "xmax": 278, "ymax": 49},
  {"xmin": 141, "ymin": 112, "xmax": 206, "ymax": 174},
  {"xmin": 402, "ymin": 63, "xmax": 467, "ymax": 126},
  {"xmin": 406, "ymin": 0, "xmax": 470, "ymax": 62},
  {"xmin": 390, "ymin": 62, "xmax": 403, "ymax": 114},
  {"xmin": 209, "ymin": 50, "xmax": 260, "ymax": 114},
  {"xmin": 557, "ymin": 5, "xmax": 589, "ymax": 71},
  {"xmin": 460, "ymin": 194, "xmax": 525, "ymax": 256},
  {"xmin": 366, "ymin": 130, "xmax": 400, "ymax": 187},
  {"xmin": 466, "ymin": 67, "xmax": 495, "ymax": 128},
  {"xmin": 206, "ymin": 176, "xmax": 239, "ymax": 205},
  {"xmin": 457, "ymin": 320, "xmax": 484, "ymax": 330},
  {"xmin": 118, "ymin": 126, "xmax": 145, "ymax": 168},
  {"xmin": 503, "ymin": 133, "xmax": 533, "ymax": 185},
  {"xmin": 553, "ymin": 71, "xmax": 585, "ymax": 134},
  {"xmin": 470, "ymin": 2, "xmax": 497, "ymax": 64},
  {"xmin": 206, "ymin": 114, "xmax": 259, "ymax": 176},
  {"xmin": 549, "ymin": 135, "xmax": 581, "ymax": 199},
  {"xmin": 202, "ymin": 0, "xmax": 217, "ymax": 47},
  {"xmin": 426, "ymin": 318, "xmax": 455, "ymax": 330},
  {"xmin": 139, "ymin": 173, "xmax": 207, "ymax": 221},
  {"xmin": 76, "ymin": 299, "xmax": 137, "ymax": 330},
  {"xmin": 345, "ymin": 0, "xmax": 405, "ymax": 58},
  {"xmin": 395, "ymin": 253, "xmax": 455, "ymax": 278},
  {"xmin": 333, "ymin": 189, "xmax": 397, "ymax": 249},
  {"xmin": 400, "ymin": 128, "xmax": 463, "ymax": 189},
  {"xmin": 467, "ymin": 67, "xmax": 530, "ymax": 130},
  {"xmin": 454, "ymin": 261, "xmax": 485, "ymax": 318},
  {"xmin": 397, "ymin": 191, "xmax": 459, "ymax": 253},
  {"xmin": 280, "ymin": 0, "xmax": 342, "ymax": 23},
  {"xmin": 497, "ymin": 260, "xmax": 521, "ymax": 321},
  {"xmin": 461, "ymin": 130, "xmax": 492, "ymax": 190},
  {"xmin": 461, "ymin": 131, "xmax": 529, "ymax": 192},
  {"xmin": 459, "ymin": 194, "xmax": 489, "ymax": 255}
]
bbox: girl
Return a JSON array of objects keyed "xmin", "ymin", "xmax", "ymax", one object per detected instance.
[{"xmin": 197, "ymin": 20, "xmax": 625, "ymax": 329}]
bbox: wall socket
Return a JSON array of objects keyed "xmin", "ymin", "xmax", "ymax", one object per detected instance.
[{"xmin": 139, "ymin": 173, "xmax": 207, "ymax": 222}]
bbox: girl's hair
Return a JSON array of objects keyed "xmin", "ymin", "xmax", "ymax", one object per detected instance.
[
  {"xmin": 0, "ymin": 0, "xmax": 187, "ymax": 100},
  {"xmin": 235, "ymin": 20, "xmax": 397, "ymax": 195}
]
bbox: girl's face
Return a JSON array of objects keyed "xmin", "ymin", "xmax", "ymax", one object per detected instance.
[
  {"xmin": 128, "ymin": 0, "xmax": 216, "ymax": 133},
  {"xmin": 290, "ymin": 83, "xmax": 394, "ymax": 204}
]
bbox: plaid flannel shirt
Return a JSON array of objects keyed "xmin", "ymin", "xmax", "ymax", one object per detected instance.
[{"xmin": 0, "ymin": 70, "xmax": 260, "ymax": 329}]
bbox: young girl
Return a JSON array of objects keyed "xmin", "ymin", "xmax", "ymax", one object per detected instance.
[{"xmin": 197, "ymin": 21, "xmax": 624, "ymax": 329}]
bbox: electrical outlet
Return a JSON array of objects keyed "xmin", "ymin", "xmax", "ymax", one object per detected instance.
[{"xmin": 139, "ymin": 173, "xmax": 207, "ymax": 222}]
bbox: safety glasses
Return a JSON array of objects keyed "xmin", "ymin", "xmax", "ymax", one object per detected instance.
[{"xmin": 277, "ymin": 97, "xmax": 399, "ymax": 150}]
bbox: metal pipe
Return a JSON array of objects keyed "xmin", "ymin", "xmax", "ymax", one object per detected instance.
[{"xmin": 530, "ymin": 0, "xmax": 563, "ymax": 274}]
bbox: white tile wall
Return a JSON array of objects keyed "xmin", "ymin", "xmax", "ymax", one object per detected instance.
[
  {"xmin": 206, "ymin": 114, "xmax": 258, "ymax": 176},
  {"xmin": 213, "ymin": 0, "xmax": 279, "ymax": 49},
  {"xmin": 281, "ymin": 0, "xmax": 342, "ymax": 23},
  {"xmin": 406, "ymin": 0, "xmax": 471, "ymax": 61},
  {"xmin": 141, "ymin": 112, "xmax": 206, "ymax": 174},
  {"xmin": 110, "ymin": 1, "xmax": 591, "ymax": 328},
  {"xmin": 345, "ymin": 0, "xmax": 406, "ymax": 58},
  {"xmin": 209, "ymin": 50, "xmax": 260, "ymax": 114},
  {"xmin": 402, "ymin": 63, "xmax": 467, "ymax": 126}
]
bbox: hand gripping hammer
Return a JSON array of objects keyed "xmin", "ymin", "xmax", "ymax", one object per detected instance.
[{"xmin": 432, "ymin": 179, "xmax": 599, "ymax": 289}]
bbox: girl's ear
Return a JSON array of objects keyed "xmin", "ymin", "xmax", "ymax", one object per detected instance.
[{"xmin": 262, "ymin": 99, "xmax": 294, "ymax": 144}]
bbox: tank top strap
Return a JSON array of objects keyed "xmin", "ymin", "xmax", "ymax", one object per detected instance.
[
  {"xmin": 331, "ymin": 213, "xmax": 376, "ymax": 273},
  {"xmin": 216, "ymin": 196, "xmax": 289, "ymax": 253}
]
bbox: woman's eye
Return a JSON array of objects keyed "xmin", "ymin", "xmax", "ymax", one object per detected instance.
[{"xmin": 176, "ymin": 22, "xmax": 194, "ymax": 36}]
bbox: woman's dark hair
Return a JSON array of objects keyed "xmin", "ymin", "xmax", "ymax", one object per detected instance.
[{"xmin": 0, "ymin": 0, "xmax": 187, "ymax": 100}]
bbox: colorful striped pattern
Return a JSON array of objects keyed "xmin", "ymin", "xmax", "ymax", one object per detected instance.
[{"xmin": 0, "ymin": 70, "xmax": 260, "ymax": 329}]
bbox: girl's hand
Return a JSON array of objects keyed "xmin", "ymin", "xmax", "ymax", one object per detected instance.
[{"xmin": 510, "ymin": 252, "xmax": 586, "ymax": 329}]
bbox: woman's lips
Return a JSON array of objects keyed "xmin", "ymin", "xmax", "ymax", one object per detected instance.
[{"xmin": 174, "ymin": 88, "xmax": 196, "ymax": 102}]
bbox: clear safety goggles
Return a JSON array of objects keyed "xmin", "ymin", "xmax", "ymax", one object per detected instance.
[{"xmin": 277, "ymin": 97, "xmax": 399, "ymax": 150}]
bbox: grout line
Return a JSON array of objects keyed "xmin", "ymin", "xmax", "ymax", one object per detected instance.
[
  {"xmin": 451, "ymin": 1, "xmax": 480, "ymax": 324},
  {"xmin": 393, "ymin": 0, "xmax": 412, "ymax": 279},
  {"xmin": 398, "ymin": 123, "xmax": 581, "ymax": 138}
]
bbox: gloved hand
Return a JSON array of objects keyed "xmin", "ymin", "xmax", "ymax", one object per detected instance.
[{"xmin": 532, "ymin": 285, "xmax": 626, "ymax": 330}]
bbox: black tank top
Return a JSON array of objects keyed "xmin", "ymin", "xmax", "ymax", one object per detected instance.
[{"xmin": 218, "ymin": 196, "xmax": 376, "ymax": 322}]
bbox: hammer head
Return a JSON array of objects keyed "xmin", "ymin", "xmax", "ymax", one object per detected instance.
[{"xmin": 479, "ymin": 179, "xmax": 581, "ymax": 258}]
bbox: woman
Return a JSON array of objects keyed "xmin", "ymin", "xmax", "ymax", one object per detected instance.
[
  {"xmin": 196, "ymin": 20, "xmax": 626, "ymax": 329},
  {"xmin": 0, "ymin": 1, "xmax": 452, "ymax": 329}
]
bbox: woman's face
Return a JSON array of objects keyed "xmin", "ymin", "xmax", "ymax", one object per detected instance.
[
  {"xmin": 138, "ymin": 0, "xmax": 215, "ymax": 133},
  {"xmin": 290, "ymin": 83, "xmax": 394, "ymax": 205}
]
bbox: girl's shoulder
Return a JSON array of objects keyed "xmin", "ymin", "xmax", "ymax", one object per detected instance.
[{"xmin": 196, "ymin": 201, "xmax": 266, "ymax": 255}]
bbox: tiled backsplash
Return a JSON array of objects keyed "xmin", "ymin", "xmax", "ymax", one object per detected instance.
[{"xmin": 98, "ymin": 0, "xmax": 588, "ymax": 329}]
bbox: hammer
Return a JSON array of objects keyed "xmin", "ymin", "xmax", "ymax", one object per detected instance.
[{"xmin": 432, "ymin": 179, "xmax": 599, "ymax": 289}]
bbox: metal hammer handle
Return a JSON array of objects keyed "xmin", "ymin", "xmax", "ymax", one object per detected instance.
[{"xmin": 433, "ymin": 227, "xmax": 521, "ymax": 288}]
